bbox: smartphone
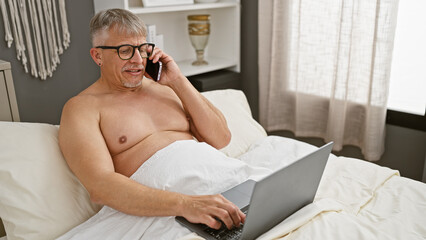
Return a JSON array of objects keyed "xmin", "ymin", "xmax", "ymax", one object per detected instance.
[{"xmin": 145, "ymin": 59, "xmax": 162, "ymax": 81}]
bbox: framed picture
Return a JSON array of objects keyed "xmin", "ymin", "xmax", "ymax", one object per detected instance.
[{"xmin": 142, "ymin": 0, "xmax": 194, "ymax": 7}]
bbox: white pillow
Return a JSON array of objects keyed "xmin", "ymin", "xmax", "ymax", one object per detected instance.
[
  {"xmin": 0, "ymin": 122, "xmax": 101, "ymax": 240},
  {"xmin": 202, "ymin": 89, "xmax": 267, "ymax": 157},
  {"xmin": 0, "ymin": 89, "xmax": 266, "ymax": 239}
]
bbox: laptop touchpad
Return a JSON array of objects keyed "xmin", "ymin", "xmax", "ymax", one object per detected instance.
[{"xmin": 221, "ymin": 179, "xmax": 256, "ymax": 209}]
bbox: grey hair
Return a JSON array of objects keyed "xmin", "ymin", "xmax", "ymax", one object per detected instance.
[{"xmin": 90, "ymin": 8, "xmax": 147, "ymax": 46}]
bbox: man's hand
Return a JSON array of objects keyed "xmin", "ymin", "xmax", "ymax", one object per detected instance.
[
  {"xmin": 179, "ymin": 194, "xmax": 246, "ymax": 230},
  {"xmin": 145, "ymin": 47, "xmax": 185, "ymax": 88}
]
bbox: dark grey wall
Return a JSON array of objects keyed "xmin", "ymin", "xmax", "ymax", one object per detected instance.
[
  {"xmin": 423, "ymin": 152, "xmax": 426, "ymax": 182},
  {"xmin": 241, "ymin": 0, "xmax": 259, "ymax": 121},
  {"xmin": 0, "ymin": 0, "xmax": 98, "ymax": 124}
]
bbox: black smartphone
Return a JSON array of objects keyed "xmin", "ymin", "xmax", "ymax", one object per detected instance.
[{"xmin": 145, "ymin": 59, "xmax": 162, "ymax": 81}]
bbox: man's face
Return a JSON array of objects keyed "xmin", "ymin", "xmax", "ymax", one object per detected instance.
[{"xmin": 100, "ymin": 28, "xmax": 147, "ymax": 89}]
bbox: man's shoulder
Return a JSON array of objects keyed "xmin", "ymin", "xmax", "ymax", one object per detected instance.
[
  {"xmin": 66, "ymin": 93, "xmax": 99, "ymax": 107},
  {"xmin": 64, "ymin": 81, "xmax": 106, "ymax": 109},
  {"xmin": 62, "ymin": 93, "xmax": 102, "ymax": 119}
]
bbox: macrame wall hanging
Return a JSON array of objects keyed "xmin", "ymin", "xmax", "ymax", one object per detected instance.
[{"xmin": 0, "ymin": 0, "xmax": 70, "ymax": 80}]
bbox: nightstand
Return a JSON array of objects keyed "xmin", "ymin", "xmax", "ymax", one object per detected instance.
[
  {"xmin": 188, "ymin": 70, "xmax": 241, "ymax": 92},
  {"xmin": 0, "ymin": 60, "xmax": 20, "ymax": 122}
]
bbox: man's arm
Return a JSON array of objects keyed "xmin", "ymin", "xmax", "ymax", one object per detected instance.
[
  {"xmin": 171, "ymin": 76, "xmax": 231, "ymax": 149},
  {"xmin": 149, "ymin": 50, "xmax": 231, "ymax": 149},
  {"xmin": 58, "ymin": 97, "xmax": 242, "ymax": 229}
]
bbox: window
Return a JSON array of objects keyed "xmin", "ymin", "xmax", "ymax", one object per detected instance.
[{"xmin": 387, "ymin": 0, "xmax": 426, "ymax": 116}]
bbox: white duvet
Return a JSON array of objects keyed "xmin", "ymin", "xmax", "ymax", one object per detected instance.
[{"xmin": 57, "ymin": 136, "xmax": 426, "ymax": 240}]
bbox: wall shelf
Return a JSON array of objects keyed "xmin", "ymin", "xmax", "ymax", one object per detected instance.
[
  {"xmin": 129, "ymin": 2, "xmax": 238, "ymax": 14},
  {"xmin": 93, "ymin": 0, "xmax": 240, "ymax": 77},
  {"xmin": 178, "ymin": 56, "xmax": 237, "ymax": 77}
]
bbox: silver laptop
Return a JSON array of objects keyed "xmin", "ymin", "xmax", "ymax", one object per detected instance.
[{"xmin": 176, "ymin": 142, "xmax": 333, "ymax": 240}]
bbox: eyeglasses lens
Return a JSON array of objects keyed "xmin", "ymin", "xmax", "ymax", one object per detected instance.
[{"xmin": 118, "ymin": 45, "xmax": 153, "ymax": 60}]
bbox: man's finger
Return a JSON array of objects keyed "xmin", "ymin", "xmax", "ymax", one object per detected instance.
[
  {"xmin": 215, "ymin": 208, "xmax": 234, "ymax": 229},
  {"xmin": 239, "ymin": 209, "xmax": 246, "ymax": 224},
  {"xmin": 205, "ymin": 215, "xmax": 221, "ymax": 230},
  {"xmin": 228, "ymin": 205, "xmax": 243, "ymax": 227},
  {"xmin": 219, "ymin": 195, "xmax": 244, "ymax": 227}
]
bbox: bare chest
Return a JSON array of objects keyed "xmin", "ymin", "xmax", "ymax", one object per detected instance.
[{"xmin": 98, "ymin": 92, "xmax": 189, "ymax": 156}]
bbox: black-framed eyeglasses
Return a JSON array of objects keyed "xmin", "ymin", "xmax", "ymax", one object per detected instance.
[{"xmin": 95, "ymin": 43, "xmax": 155, "ymax": 60}]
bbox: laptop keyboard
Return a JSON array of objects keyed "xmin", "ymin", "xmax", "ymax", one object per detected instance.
[
  {"xmin": 205, "ymin": 225, "xmax": 243, "ymax": 239},
  {"xmin": 203, "ymin": 210, "xmax": 248, "ymax": 240}
]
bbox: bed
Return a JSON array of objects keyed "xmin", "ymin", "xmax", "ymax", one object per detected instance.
[{"xmin": 0, "ymin": 89, "xmax": 425, "ymax": 240}]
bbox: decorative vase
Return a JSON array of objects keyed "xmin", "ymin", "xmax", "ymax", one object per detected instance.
[{"xmin": 187, "ymin": 15, "xmax": 210, "ymax": 66}]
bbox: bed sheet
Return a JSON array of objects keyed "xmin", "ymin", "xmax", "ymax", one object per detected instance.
[
  {"xmin": 56, "ymin": 135, "xmax": 426, "ymax": 239},
  {"xmin": 180, "ymin": 136, "xmax": 426, "ymax": 240}
]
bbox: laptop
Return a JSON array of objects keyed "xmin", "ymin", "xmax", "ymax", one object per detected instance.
[{"xmin": 176, "ymin": 142, "xmax": 333, "ymax": 240}]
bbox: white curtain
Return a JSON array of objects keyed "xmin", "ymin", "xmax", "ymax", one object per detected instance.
[{"xmin": 258, "ymin": 0, "xmax": 399, "ymax": 161}]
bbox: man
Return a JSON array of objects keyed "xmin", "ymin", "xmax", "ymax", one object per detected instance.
[{"xmin": 58, "ymin": 8, "xmax": 245, "ymax": 231}]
